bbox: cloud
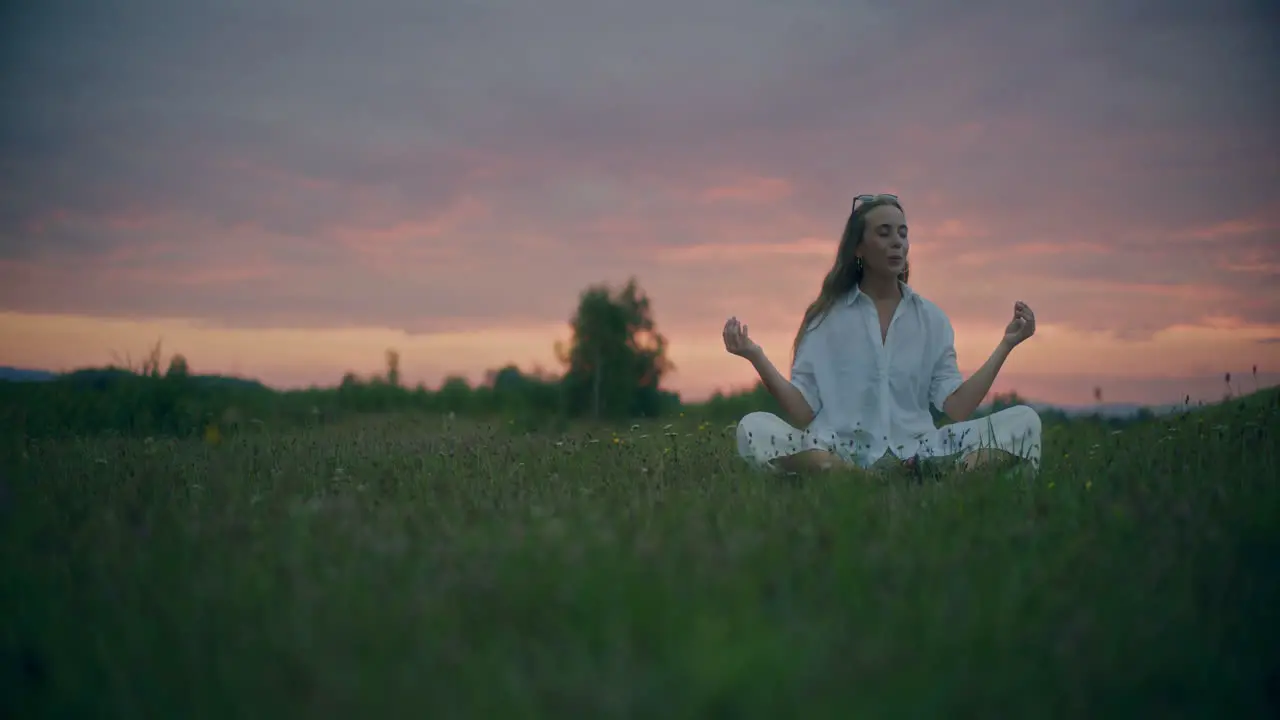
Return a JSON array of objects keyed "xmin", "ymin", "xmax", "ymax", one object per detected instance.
[{"xmin": 0, "ymin": 0, "xmax": 1277, "ymax": 352}]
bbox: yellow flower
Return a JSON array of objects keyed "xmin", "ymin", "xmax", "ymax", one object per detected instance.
[
  {"xmin": 613, "ymin": 437, "xmax": 620, "ymax": 444},
  {"xmin": 203, "ymin": 424, "xmax": 222, "ymax": 445}
]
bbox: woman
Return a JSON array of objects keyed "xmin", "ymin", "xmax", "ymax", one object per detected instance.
[{"xmin": 722, "ymin": 193, "xmax": 1042, "ymax": 475}]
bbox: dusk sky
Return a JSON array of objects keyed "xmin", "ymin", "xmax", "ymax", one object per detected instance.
[{"xmin": 2, "ymin": 0, "xmax": 1278, "ymax": 405}]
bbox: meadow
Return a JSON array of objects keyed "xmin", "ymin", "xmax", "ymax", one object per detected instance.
[{"xmin": 2, "ymin": 387, "xmax": 1278, "ymax": 717}]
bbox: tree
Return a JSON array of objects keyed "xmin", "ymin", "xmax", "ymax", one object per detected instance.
[
  {"xmin": 556, "ymin": 277, "xmax": 674, "ymax": 420},
  {"xmin": 385, "ymin": 349, "xmax": 401, "ymax": 387},
  {"xmin": 165, "ymin": 354, "xmax": 190, "ymax": 379},
  {"xmin": 990, "ymin": 390, "xmax": 1026, "ymax": 413}
]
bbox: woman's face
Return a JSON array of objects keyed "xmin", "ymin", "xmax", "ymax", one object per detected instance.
[{"xmin": 855, "ymin": 204, "xmax": 909, "ymax": 277}]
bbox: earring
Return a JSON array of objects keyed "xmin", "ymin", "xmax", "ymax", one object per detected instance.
[{"xmin": 855, "ymin": 256, "xmax": 864, "ymax": 271}]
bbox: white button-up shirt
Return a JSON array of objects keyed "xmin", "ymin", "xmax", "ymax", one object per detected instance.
[{"xmin": 790, "ymin": 281, "xmax": 965, "ymax": 465}]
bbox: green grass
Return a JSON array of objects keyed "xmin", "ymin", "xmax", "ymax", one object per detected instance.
[{"xmin": 2, "ymin": 392, "xmax": 1278, "ymax": 718}]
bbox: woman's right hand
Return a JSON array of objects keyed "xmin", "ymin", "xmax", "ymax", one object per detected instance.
[{"xmin": 722, "ymin": 316, "xmax": 763, "ymax": 360}]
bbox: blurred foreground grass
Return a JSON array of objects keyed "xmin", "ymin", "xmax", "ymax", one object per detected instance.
[{"xmin": 2, "ymin": 391, "xmax": 1278, "ymax": 717}]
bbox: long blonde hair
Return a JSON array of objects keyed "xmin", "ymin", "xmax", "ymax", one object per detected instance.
[{"xmin": 792, "ymin": 196, "xmax": 910, "ymax": 359}]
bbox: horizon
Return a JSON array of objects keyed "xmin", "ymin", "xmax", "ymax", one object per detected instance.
[
  {"xmin": 2, "ymin": 347, "xmax": 1274, "ymax": 410},
  {"xmin": 2, "ymin": 0, "xmax": 1277, "ymax": 407}
]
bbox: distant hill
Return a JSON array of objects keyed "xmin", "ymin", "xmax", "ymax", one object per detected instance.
[
  {"xmin": 1023, "ymin": 401, "xmax": 1183, "ymax": 419},
  {"xmin": 0, "ymin": 366, "xmax": 268, "ymax": 391},
  {"xmin": 0, "ymin": 367, "xmax": 56, "ymax": 382},
  {"xmin": 0, "ymin": 364, "xmax": 1254, "ymax": 418}
]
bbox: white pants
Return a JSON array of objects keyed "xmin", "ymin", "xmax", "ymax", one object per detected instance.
[{"xmin": 735, "ymin": 405, "xmax": 1042, "ymax": 473}]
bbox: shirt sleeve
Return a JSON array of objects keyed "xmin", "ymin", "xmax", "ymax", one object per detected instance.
[
  {"xmin": 930, "ymin": 318, "xmax": 964, "ymax": 412},
  {"xmin": 790, "ymin": 328, "xmax": 823, "ymax": 417}
]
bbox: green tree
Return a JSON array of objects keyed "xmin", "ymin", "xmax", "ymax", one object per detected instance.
[
  {"xmin": 557, "ymin": 277, "xmax": 674, "ymax": 420},
  {"xmin": 165, "ymin": 354, "xmax": 190, "ymax": 379},
  {"xmin": 990, "ymin": 390, "xmax": 1026, "ymax": 413},
  {"xmin": 385, "ymin": 349, "xmax": 401, "ymax": 388}
]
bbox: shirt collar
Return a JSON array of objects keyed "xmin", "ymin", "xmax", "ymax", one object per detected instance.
[{"xmin": 846, "ymin": 280, "xmax": 915, "ymax": 306}]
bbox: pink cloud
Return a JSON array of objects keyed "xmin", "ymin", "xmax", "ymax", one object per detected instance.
[
  {"xmin": 917, "ymin": 218, "xmax": 990, "ymax": 241},
  {"xmin": 698, "ymin": 175, "xmax": 793, "ymax": 204},
  {"xmin": 1182, "ymin": 218, "xmax": 1277, "ymax": 241},
  {"xmin": 1012, "ymin": 241, "xmax": 1110, "ymax": 256},
  {"xmin": 656, "ymin": 237, "xmax": 834, "ymax": 264}
]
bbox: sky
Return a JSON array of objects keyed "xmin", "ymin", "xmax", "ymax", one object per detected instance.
[{"xmin": 2, "ymin": 0, "xmax": 1278, "ymax": 405}]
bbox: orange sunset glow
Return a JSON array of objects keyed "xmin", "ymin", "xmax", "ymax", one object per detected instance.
[{"xmin": 2, "ymin": 0, "xmax": 1277, "ymax": 407}]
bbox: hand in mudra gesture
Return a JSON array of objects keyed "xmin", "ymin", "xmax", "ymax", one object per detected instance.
[
  {"xmin": 1002, "ymin": 301, "xmax": 1037, "ymax": 348},
  {"xmin": 723, "ymin": 316, "xmax": 762, "ymax": 360}
]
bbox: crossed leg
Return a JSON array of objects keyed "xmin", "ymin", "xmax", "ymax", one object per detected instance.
[
  {"xmin": 735, "ymin": 406, "xmax": 1043, "ymax": 477},
  {"xmin": 931, "ymin": 405, "xmax": 1043, "ymax": 475},
  {"xmin": 735, "ymin": 412, "xmax": 866, "ymax": 475},
  {"xmin": 776, "ymin": 449, "xmax": 857, "ymax": 473}
]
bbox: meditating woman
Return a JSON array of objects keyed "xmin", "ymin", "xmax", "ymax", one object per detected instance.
[{"xmin": 722, "ymin": 193, "xmax": 1042, "ymax": 475}]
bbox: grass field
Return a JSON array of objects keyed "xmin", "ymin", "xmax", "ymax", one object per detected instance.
[{"xmin": 3, "ymin": 391, "xmax": 1278, "ymax": 718}]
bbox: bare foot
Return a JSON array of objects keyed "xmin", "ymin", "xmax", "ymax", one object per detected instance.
[{"xmin": 776, "ymin": 450, "xmax": 864, "ymax": 475}]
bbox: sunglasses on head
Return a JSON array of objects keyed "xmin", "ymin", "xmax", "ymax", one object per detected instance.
[{"xmin": 852, "ymin": 193, "xmax": 900, "ymax": 212}]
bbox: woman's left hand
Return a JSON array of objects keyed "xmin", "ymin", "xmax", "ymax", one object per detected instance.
[{"xmin": 1002, "ymin": 301, "xmax": 1036, "ymax": 348}]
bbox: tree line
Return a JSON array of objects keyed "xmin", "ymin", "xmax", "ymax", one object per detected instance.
[
  {"xmin": 0, "ymin": 277, "xmax": 1101, "ymax": 440},
  {"xmin": 0, "ymin": 278, "xmax": 786, "ymax": 439}
]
